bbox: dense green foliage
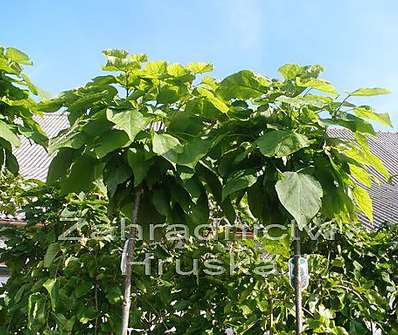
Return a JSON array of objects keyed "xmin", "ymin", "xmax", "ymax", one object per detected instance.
[
  {"xmin": 0, "ymin": 46, "xmax": 47, "ymax": 175},
  {"xmin": 0, "ymin": 178, "xmax": 397, "ymax": 334},
  {"xmin": 0, "ymin": 48, "xmax": 397, "ymax": 334}
]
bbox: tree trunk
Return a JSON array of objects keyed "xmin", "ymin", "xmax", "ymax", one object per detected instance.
[
  {"xmin": 120, "ymin": 188, "xmax": 143, "ymax": 335},
  {"xmin": 294, "ymin": 225, "xmax": 303, "ymax": 335}
]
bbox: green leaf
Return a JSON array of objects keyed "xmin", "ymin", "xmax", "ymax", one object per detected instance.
[
  {"xmin": 43, "ymin": 278, "xmax": 58, "ymax": 312},
  {"xmin": 28, "ymin": 293, "xmax": 47, "ymax": 329},
  {"xmin": 217, "ymin": 70, "xmax": 270, "ymax": 100},
  {"xmin": 48, "ymin": 121, "xmax": 86, "ymax": 154},
  {"xmin": 321, "ymin": 114, "xmax": 375, "ymax": 135},
  {"xmin": 352, "ymin": 185, "xmax": 373, "ymax": 222},
  {"xmin": 197, "ymin": 88, "xmax": 229, "ymax": 113},
  {"xmin": 157, "ymin": 85, "xmax": 181, "ymax": 104},
  {"xmin": 256, "ymin": 130, "xmax": 310, "ymax": 157},
  {"xmin": 344, "ymin": 147, "xmax": 389, "ymax": 179},
  {"xmin": 143, "ymin": 60, "xmax": 167, "ymax": 77},
  {"xmin": 6, "ymin": 47, "xmax": 32, "ymax": 65},
  {"xmin": 186, "ymin": 62, "xmax": 213, "ymax": 73},
  {"xmin": 77, "ymin": 306, "xmax": 98, "ymax": 324},
  {"xmin": 106, "ymin": 109, "xmax": 151, "ymax": 140},
  {"xmin": 44, "ymin": 243, "xmax": 60, "ymax": 268},
  {"xmin": 103, "ymin": 159, "xmax": 132, "ymax": 197},
  {"xmin": 297, "ymin": 77, "xmax": 338, "ymax": 96},
  {"xmin": 349, "ymin": 320, "xmax": 369, "ymax": 335},
  {"xmin": 0, "ymin": 120, "xmax": 20, "ymax": 147},
  {"xmin": 102, "ymin": 49, "xmax": 143, "ymax": 71},
  {"xmin": 275, "ymin": 172, "xmax": 323, "ymax": 228},
  {"xmin": 152, "ymin": 189, "xmax": 171, "ymax": 217},
  {"xmin": 53, "ymin": 314, "xmax": 75, "ymax": 332},
  {"xmin": 349, "ymin": 164, "xmax": 372, "ymax": 188},
  {"xmin": 105, "ymin": 286, "xmax": 123, "ymax": 304},
  {"xmin": 177, "ymin": 138, "xmax": 212, "ymax": 168},
  {"xmin": 353, "ymin": 106, "xmax": 392, "ymax": 127},
  {"xmin": 278, "ymin": 64, "xmax": 304, "ymax": 80},
  {"xmin": 94, "ymin": 130, "xmax": 130, "ymax": 158},
  {"xmin": 222, "ymin": 172, "xmax": 257, "ymax": 201},
  {"xmin": 127, "ymin": 148, "xmax": 152, "ymax": 186},
  {"xmin": 350, "ymin": 87, "xmax": 390, "ymax": 96},
  {"xmin": 5, "ymin": 150, "xmax": 19, "ymax": 174},
  {"xmin": 61, "ymin": 155, "xmax": 97, "ymax": 194},
  {"xmin": 152, "ymin": 133, "xmax": 183, "ymax": 163},
  {"xmin": 47, "ymin": 148, "xmax": 77, "ymax": 184}
]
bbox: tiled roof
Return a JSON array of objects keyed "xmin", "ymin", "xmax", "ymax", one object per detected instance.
[
  {"xmin": 14, "ymin": 113, "xmax": 69, "ymax": 180},
  {"xmin": 328, "ymin": 129, "xmax": 398, "ymax": 228},
  {"xmin": 8, "ymin": 115, "xmax": 398, "ymax": 229}
]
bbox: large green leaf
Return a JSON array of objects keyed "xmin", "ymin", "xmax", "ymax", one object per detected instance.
[
  {"xmin": 353, "ymin": 106, "xmax": 392, "ymax": 127},
  {"xmin": 349, "ymin": 164, "xmax": 372, "ymax": 188},
  {"xmin": 143, "ymin": 60, "xmax": 167, "ymax": 77},
  {"xmin": 217, "ymin": 70, "xmax": 270, "ymax": 100},
  {"xmin": 6, "ymin": 47, "xmax": 32, "ymax": 65},
  {"xmin": 297, "ymin": 77, "xmax": 338, "ymax": 96},
  {"xmin": 5, "ymin": 150, "xmax": 19, "ymax": 174},
  {"xmin": 350, "ymin": 87, "xmax": 390, "ymax": 96},
  {"xmin": 127, "ymin": 148, "xmax": 152, "ymax": 186},
  {"xmin": 94, "ymin": 130, "xmax": 130, "ymax": 158},
  {"xmin": 197, "ymin": 88, "xmax": 229, "ymax": 113},
  {"xmin": 222, "ymin": 171, "xmax": 257, "ymax": 201},
  {"xmin": 256, "ymin": 130, "xmax": 310, "ymax": 157},
  {"xmin": 352, "ymin": 185, "xmax": 373, "ymax": 222},
  {"xmin": 0, "ymin": 120, "xmax": 20, "ymax": 147},
  {"xmin": 106, "ymin": 109, "xmax": 151, "ymax": 140},
  {"xmin": 344, "ymin": 147, "xmax": 389, "ymax": 179},
  {"xmin": 157, "ymin": 85, "xmax": 181, "ymax": 104},
  {"xmin": 320, "ymin": 114, "xmax": 376, "ymax": 135},
  {"xmin": 103, "ymin": 159, "xmax": 132, "ymax": 196},
  {"xmin": 177, "ymin": 138, "xmax": 212, "ymax": 168},
  {"xmin": 152, "ymin": 133, "xmax": 183, "ymax": 163},
  {"xmin": 53, "ymin": 314, "xmax": 75, "ymax": 332},
  {"xmin": 47, "ymin": 148, "xmax": 77, "ymax": 184},
  {"xmin": 275, "ymin": 172, "xmax": 323, "ymax": 228},
  {"xmin": 61, "ymin": 155, "xmax": 97, "ymax": 194},
  {"xmin": 48, "ymin": 121, "xmax": 86, "ymax": 154}
]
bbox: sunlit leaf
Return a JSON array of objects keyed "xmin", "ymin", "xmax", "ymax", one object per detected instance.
[
  {"xmin": 275, "ymin": 172, "xmax": 323, "ymax": 229},
  {"xmin": 350, "ymin": 87, "xmax": 390, "ymax": 96}
]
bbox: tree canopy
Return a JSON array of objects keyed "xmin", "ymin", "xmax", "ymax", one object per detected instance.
[{"xmin": 0, "ymin": 48, "xmax": 397, "ymax": 335}]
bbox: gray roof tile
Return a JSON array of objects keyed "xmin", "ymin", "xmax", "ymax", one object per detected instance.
[{"xmin": 14, "ymin": 113, "xmax": 69, "ymax": 180}]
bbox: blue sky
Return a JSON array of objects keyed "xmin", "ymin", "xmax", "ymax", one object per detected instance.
[{"xmin": 2, "ymin": 0, "xmax": 397, "ymax": 128}]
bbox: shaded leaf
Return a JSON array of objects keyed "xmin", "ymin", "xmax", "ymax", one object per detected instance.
[
  {"xmin": 44, "ymin": 243, "xmax": 60, "ymax": 268},
  {"xmin": 222, "ymin": 172, "xmax": 257, "ymax": 201},
  {"xmin": 275, "ymin": 172, "xmax": 323, "ymax": 228},
  {"xmin": 256, "ymin": 130, "xmax": 310, "ymax": 157}
]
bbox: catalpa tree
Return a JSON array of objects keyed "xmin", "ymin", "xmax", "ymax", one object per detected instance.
[{"xmin": 43, "ymin": 50, "xmax": 392, "ymax": 334}]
